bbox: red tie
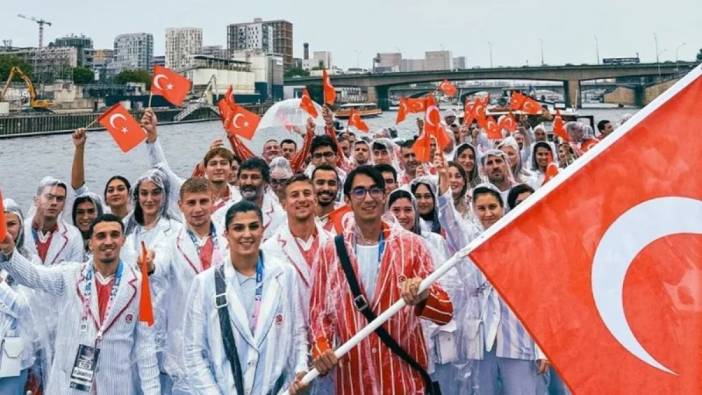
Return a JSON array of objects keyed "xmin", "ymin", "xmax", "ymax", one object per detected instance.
[{"xmin": 199, "ymin": 237, "xmax": 214, "ymax": 270}]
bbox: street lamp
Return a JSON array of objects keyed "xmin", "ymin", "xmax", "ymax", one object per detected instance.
[
  {"xmin": 488, "ymin": 41, "xmax": 493, "ymax": 68},
  {"xmin": 656, "ymin": 48, "xmax": 668, "ymax": 79},
  {"xmin": 539, "ymin": 38, "xmax": 544, "ymax": 66},
  {"xmin": 675, "ymin": 42, "xmax": 687, "ymax": 73},
  {"xmin": 594, "ymin": 35, "xmax": 600, "ymax": 64}
]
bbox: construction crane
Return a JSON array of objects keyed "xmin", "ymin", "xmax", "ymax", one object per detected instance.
[
  {"xmin": 0, "ymin": 66, "xmax": 52, "ymax": 110},
  {"xmin": 17, "ymin": 14, "xmax": 52, "ymax": 48}
]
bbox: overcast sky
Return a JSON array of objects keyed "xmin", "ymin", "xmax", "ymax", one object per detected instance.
[{"xmin": 3, "ymin": 0, "xmax": 700, "ymax": 69}]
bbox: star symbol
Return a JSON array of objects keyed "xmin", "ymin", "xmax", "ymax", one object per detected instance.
[
  {"xmin": 121, "ymin": 127, "xmax": 128, "ymax": 134},
  {"xmin": 166, "ymin": 83, "xmax": 174, "ymax": 90}
]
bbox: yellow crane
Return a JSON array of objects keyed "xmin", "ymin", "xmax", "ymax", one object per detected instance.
[{"xmin": 0, "ymin": 66, "xmax": 52, "ymax": 110}]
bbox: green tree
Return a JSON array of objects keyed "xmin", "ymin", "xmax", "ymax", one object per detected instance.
[
  {"xmin": 697, "ymin": 48, "xmax": 702, "ymax": 62},
  {"xmin": 114, "ymin": 69, "xmax": 151, "ymax": 88},
  {"xmin": 72, "ymin": 66, "xmax": 95, "ymax": 84},
  {"xmin": 284, "ymin": 67, "xmax": 310, "ymax": 78},
  {"xmin": 0, "ymin": 55, "xmax": 33, "ymax": 82}
]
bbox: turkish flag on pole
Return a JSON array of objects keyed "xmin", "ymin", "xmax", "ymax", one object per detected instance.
[
  {"xmin": 322, "ymin": 69, "xmax": 336, "ymax": 105},
  {"xmin": 300, "ymin": 88, "xmax": 319, "ymax": 118},
  {"xmin": 229, "ymin": 104, "xmax": 260, "ymax": 140},
  {"xmin": 150, "ymin": 65, "xmax": 191, "ymax": 107},
  {"xmin": 98, "ymin": 103, "xmax": 146, "ymax": 153},
  {"xmin": 348, "ymin": 109, "xmax": 369, "ymax": 132},
  {"xmin": 138, "ymin": 241, "xmax": 154, "ymax": 326},
  {"xmin": 438, "ymin": 79, "xmax": 457, "ymax": 97},
  {"xmin": 467, "ymin": 65, "xmax": 702, "ymax": 393},
  {"xmin": 552, "ymin": 109, "xmax": 570, "ymax": 142},
  {"xmin": 396, "ymin": 97, "xmax": 430, "ymax": 124}
]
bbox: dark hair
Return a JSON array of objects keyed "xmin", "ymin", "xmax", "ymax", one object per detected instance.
[
  {"xmin": 507, "ymin": 183, "xmax": 535, "ymax": 210},
  {"xmin": 310, "ymin": 135, "xmax": 337, "ymax": 155},
  {"xmin": 374, "ymin": 164, "xmax": 397, "ymax": 183},
  {"xmin": 531, "ymin": 141, "xmax": 553, "ymax": 171},
  {"xmin": 410, "ymin": 180, "xmax": 441, "ymax": 234},
  {"xmin": 454, "ymin": 144, "xmax": 480, "ymax": 187},
  {"xmin": 447, "ymin": 161, "xmax": 469, "ymax": 199},
  {"xmin": 224, "ymin": 200, "xmax": 263, "ymax": 230},
  {"xmin": 73, "ymin": 195, "xmax": 104, "ymax": 239},
  {"xmin": 597, "ymin": 119, "xmax": 611, "ymax": 132},
  {"xmin": 311, "ymin": 164, "xmax": 339, "ymax": 181},
  {"xmin": 88, "ymin": 213, "xmax": 124, "ymax": 239},
  {"xmin": 343, "ymin": 165, "xmax": 385, "ymax": 197},
  {"xmin": 280, "ymin": 139, "xmax": 297, "ymax": 149},
  {"xmin": 372, "ymin": 141, "xmax": 389, "ymax": 152},
  {"xmin": 397, "ymin": 139, "xmax": 415, "ymax": 149},
  {"xmin": 203, "ymin": 147, "xmax": 234, "ymax": 166},
  {"xmin": 103, "ymin": 176, "xmax": 131, "ymax": 202},
  {"xmin": 238, "ymin": 157, "xmax": 270, "ymax": 183},
  {"xmin": 472, "ymin": 186, "xmax": 504, "ymax": 208},
  {"xmin": 180, "ymin": 177, "xmax": 211, "ymax": 199}
]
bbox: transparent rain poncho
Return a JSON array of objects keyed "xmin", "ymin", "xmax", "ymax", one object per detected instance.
[
  {"xmin": 308, "ymin": 214, "xmax": 455, "ymax": 394},
  {"xmin": 252, "ymin": 99, "xmax": 326, "ymax": 152}
]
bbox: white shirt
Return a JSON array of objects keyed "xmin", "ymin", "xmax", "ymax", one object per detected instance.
[{"xmin": 356, "ymin": 243, "xmax": 380, "ymax": 297}]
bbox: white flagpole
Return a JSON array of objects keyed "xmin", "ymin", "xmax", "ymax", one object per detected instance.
[{"xmin": 284, "ymin": 248, "xmax": 469, "ymax": 393}]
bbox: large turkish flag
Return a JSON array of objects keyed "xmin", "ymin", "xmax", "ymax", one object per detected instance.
[{"xmin": 468, "ymin": 65, "xmax": 702, "ymax": 393}]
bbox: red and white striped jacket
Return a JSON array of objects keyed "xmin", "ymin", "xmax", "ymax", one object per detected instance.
[{"xmin": 309, "ymin": 221, "xmax": 453, "ymax": 395}]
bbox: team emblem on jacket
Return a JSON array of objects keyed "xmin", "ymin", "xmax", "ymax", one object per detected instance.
[
  {"xmin": 125, "ymin": 314, "xmax": 133, "ymax": 323},
  {"xmin": 398, "ymin": 274, "xmax": 407, "ymax": 283},
  {"xmin": 275, "ymin": 313, "xmax": 284, "ymax": 326}
]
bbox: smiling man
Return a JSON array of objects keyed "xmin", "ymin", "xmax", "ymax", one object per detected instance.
[
  {"xmin": 292, "ymin": 165, "xmax": 453, "ymax": 395},
  {"xmin": 183, "ymin": 201, "xmax": 308, "ymax": 394},
  {"xmin": 0, "ymin": 214, "xmax": 160, "ymax": 394}
]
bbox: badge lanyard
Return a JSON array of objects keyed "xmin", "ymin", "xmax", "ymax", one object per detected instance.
[
  {"xmin": 81, "ymin": 261, "xmax": 124, "ymax": 345},
  {"xmin": 186, "ymin": 223, "xmax": 219, "ymax": 260},
  {"xmin": 248, "ymin": 254, "xmax": 265, "ymax": 334}
]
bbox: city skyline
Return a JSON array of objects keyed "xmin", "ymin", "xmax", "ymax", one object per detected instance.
[{"xmin": 3, "ymin": 0, "xmax": 700, "ymax": 70}]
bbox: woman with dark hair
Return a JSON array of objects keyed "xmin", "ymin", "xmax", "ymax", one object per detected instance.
[
  {"xmin": 446, "ymin": 161, "xmax": 471, "ymax": 219},
  {"xmin": 410, "ymin": 177, "xmax": 443, "ymax": 235},
  {"xmin": 102, "ymin": 175, "xmax": 131, "ymax": 219},
  {"xmin": 557, "ymin": 142, "xmax": 577, "ymax": 169},
  {"xmin": 71, "ymin": 193, "xmax": 105, "ymax": 256},
  {"xmin": 530, "ymin": 141, "xmax": 558, "ymax": 186},
  {"xmin": 453, "ymin": 143, "xmax": 482, "ymax": 188}
]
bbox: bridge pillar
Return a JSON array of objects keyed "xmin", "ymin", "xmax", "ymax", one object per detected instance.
[
  {"xmin": 367, "ymin": 86, "xmax": 390, "ymax": 110},
  {"xmin": 563, "ymin": 79, "xmax": 582, "ymax": 109}
]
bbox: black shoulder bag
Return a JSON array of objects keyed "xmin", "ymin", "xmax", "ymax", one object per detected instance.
[
  {"xmin": 214, "ymin": 266, "xmax": 246, "ymax": 395},
  {"xmin": 334, "ymin": 235, "xmax": 441, "ymax": 395}
]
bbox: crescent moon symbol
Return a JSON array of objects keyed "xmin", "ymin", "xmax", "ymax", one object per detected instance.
[
  {"xmin": 232, "ymin": 113, "xmax": 245, "ymax": 129},
  {"xmin": 109, "ymin": 113, "xmax": 127, "ymax": 129},
  {"xmin": 425, "ymin": 105, "xmax": 440, "ymax": 127},
  {"xmin": 592, "ymin": 196, "xmax": 702, "ymax": 375},
  {"xmin": 153, "ymin": 74, "xmax": 168, "ymax": 90}
]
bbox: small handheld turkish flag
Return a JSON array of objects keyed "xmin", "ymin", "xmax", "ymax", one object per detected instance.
[
  {"xmin": 348, "ymin": 109, "xmax": 369, "ymax": 132},
  {"xmin": 438, "ymin": 79, "xmax": 457, "ymax": 97},
  {"xmin": 97, "ymin": 103, "xmax": 146, "ymax": 153},
  {"xmin": 327, "ymin": 204, "xmax": 352, "ymax": 234},
  {"xmin": 219, "ymin": 100, "xmax": 260, "ymax": 141},
  {"xmin": 150, "ymin": 66, "xmax": 191, "ymax": 107},
  {"xmin": 138, "ymin": 241, "xmax": 154, "ymax": 326},
  {"xmin": 468, "ymin": 64, "xmax": 702, "ymax": 393},
  {"xmin": 300, "ymin": 88, "xmax": 319, "ymax": 118},
  {"xmin": 552, "ymin": 109, "xmax": 570, "ymax": 142},
  {"xmin": 322, "ymin": 69, "xmax": 336, "ymax": 105}
]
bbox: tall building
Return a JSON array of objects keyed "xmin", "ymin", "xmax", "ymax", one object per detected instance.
[
  {"xmin": 0, "ymin": 47, "xmax": 78, "ymax": 82},
  {"xmin": 84, "ymin": 48, "xmax": 114, "ymax": 81},
  {"xmin": 401, "ymin": 58, "xmax": 425, "ymax": 72},
  {"xmin": 165, "ymin": 27, "xmax": 202, "ymax": 71},
  {"xmin": 227, "ymin": 18, "xmax": 293, "ymax": 70},
  {"xmin": 113, "ymin": 33, "xmax": 153, "ymax": 72},
  {"xmin": 200, "ymin": 45, "xmax": 229, "ymax": 59},
  {"xmin": 152, "ymin": 55, "xmax": 166, "ymax": 67},
  {"xmin": 424, "ymin": 50, "xmax": 453, "ymax": 71},
  {"xmin": 51, "ymin": 34, "xmax": 93, "ymax": 66},
  {"xmin": 453, "ymin": 56, "xmax": 466, "ymax": 70},
  {"xmin": 232, "ymin": 49, "xmax": 284, "ymax": 100},
  {"xmin": 374, "ymin": 52, "xmax": 402, "ymax": 73},
  {"xmin": 307, "ymin": 51, "xmax": 331, "ymax": 70}
]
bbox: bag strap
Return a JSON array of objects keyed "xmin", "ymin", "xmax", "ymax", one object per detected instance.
[
  {"xmin": 214, "ymin": 266, "xmax": 246, "ymax": 395},
  {"xmin": 334, "ymin": 236, "xmax": 439, "ymax": 395}
]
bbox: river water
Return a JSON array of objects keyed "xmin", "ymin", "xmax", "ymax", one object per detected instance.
[{"xmin": 0, "ymin": 107, "xmax": 636, "ymax": 209}]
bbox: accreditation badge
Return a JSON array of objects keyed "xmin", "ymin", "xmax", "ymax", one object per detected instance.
[{"xmin": 69, "ymin": 344, "xmax": 100, "ymax": 392}]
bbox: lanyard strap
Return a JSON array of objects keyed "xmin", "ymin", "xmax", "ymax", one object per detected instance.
[
  {"xmin": 82, "ymin": 261, "xmax": 124, "ymax": 343},
  {"xmin": 186, "ymin": 223, "xmax": 218, "ymax": 257},
  {"xmin": 248, "ymin": 254, "xmax": 265, "ymax": 334}
]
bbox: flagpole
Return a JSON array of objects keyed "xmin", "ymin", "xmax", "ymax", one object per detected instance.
[
  {"xmin": 147, "ymin": 91, "xmax": 153, "ymax": 108},
  {"xmin": 283, "ymin": 249, "xmax": 469, "ymax": 393},
  {"xmin": 83, "ymin": 116, "xmax": 99, "ymax": 129}
]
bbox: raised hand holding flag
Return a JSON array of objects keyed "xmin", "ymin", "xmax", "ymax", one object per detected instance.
[
  {"xmin": 300, "ymin": 88, "xmax": 319, "ymax": 118},
  {"xmin": 98, "ymin": 103, "xmax": 146, "ymax": 153}
]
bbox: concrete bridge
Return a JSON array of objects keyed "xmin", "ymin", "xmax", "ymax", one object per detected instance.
[{"xmin": 286, "ymin": 62, "xmax": 698, "ymax": 109}]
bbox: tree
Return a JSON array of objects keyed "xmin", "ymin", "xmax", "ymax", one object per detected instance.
[
  {"xmin": 72, "ymin": 66, "xmax": 95, "ymax": 84},
  {"xmin": 697, "ymin": 48, "xmax": 702, "ymax": 62},
  {"xmin": 284, "ymin": 67, "xmax": 310, "ymax": 78},
  {"xmin": 114, "ymin": 69, "xmax": 151, "ymax": 88},
  {"xmin": 0, "ymin": 55, "xmax": 33, "ymax": 82}
]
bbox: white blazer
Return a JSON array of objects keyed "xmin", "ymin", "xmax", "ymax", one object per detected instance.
[
  {"xmin": 183, "ymin": 253, "xmax": 308, "ymax": 395},
  {"xmin": 0, "ymin": 271, "xmax": 38, "ymax": 373},
  {"xmin": 0, "ymin": 252, "xmax": 160, "ymax": 395},
  {"xmin": 23, "ymin": 219, "xmax": 83, "ymax": 266},
  {"xmin": 261, "ymin": 223, "xmax": 332, "ymax": 322},
  {"xmin": 151, "ymin": 223, "xmax": 229, "ymax": 386}
]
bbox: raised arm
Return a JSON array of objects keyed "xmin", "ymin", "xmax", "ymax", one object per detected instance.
[
  {"xmin": 0, "ymin": 237, "xmax": 67, "ymax": 296},
  {"xmin": 141, "ymin": 109, "xmax": 185, "ymax": 189},
  {"xmin": 290, "ymin": 118, "xmax": 315, "ymax": 173},
  {"xmin": 71, "ymin": 128, "xmax": 87, "ymax": 190}
]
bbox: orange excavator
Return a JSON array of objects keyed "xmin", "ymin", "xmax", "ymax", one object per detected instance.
[{"xmin": 0, "ymin": 66, "xmax": 52, "ymax": 110}]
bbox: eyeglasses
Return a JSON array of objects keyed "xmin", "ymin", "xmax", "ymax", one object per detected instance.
[
  {"xmin": 270, "ymin": 178, "xmax": 290, "ymax": 186},
  {"xmin": 350, "ymin": 186, "xmax": 384, "ymax": 200},
  {"xmin": 312, "ymin": 151, "xmax": 336, "ymax": 160}
]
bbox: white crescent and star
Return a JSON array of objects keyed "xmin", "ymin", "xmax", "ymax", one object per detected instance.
[
  {"xmin": 425, "ymin": 105, "xmax": 440, "ymax": 127},
  {"xmin": 108, "ymin": 113, "xmax": 129, "ymax": 134},
  {"xmin": 232, "ymin": 113, "xmax": 247, "ymax": 129},
  {"xmin": 153, "ymin": 74, "xmax": 173, "ymax": 91},
  {"xmin": 592, "ymin": 196, "xmax": 702, "ymax": 375}
]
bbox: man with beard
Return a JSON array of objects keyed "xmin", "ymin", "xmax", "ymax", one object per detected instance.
[
  {"xmin": 311, "ymin": 165, "xmax": 341, "ymax": 233},
  {"xmin": 280, "ymin": 139, "xmax": 297, "ymax": 161},
  {"xmin": 398, "ymin": 140, "xmax": 419, "ymax": 185},
  {"xmin": 352, "ymin": 139, "xmax": 372, "ymax": 166},
  {"xmin": 481, "ymin": 149, "xmax": 517, "ymax": 206},
  {"xmin": 213, "ymin": 157, "xmax": 285, "ymax": 242},
  {"xmin": 375, "ymin": 164, "xmax": 398, "ymax": 195},
  {"xmin": 306, "ymin": 135, "xmax": 348, "ymax": 184}
]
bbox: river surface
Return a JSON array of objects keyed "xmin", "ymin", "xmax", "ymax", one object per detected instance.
[{"xmin": 1, "ymin": 107, "xmax": 636, "ymax": 208}]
